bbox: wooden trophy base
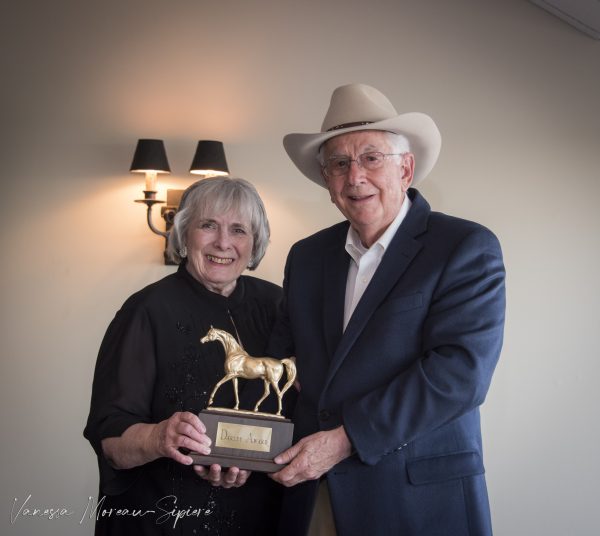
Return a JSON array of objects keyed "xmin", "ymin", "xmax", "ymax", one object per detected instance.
[{"xmin": 190, "ymin": 408, "xmax": 294, "ymax": 473}]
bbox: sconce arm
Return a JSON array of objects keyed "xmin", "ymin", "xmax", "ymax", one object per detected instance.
[
  {"xmin": 146, "ymin": 204, "xmax": 169, "ymax": 238},
  {"xmin": 135, "ymin": 198, "xmax": 168, "ymax": 238}
]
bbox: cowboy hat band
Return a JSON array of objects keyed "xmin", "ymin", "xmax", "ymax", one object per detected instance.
[
  {"xmin": 283, "ymin": 84, "xmax": 442, "ymax": 188},
  {"xmin": 327, "ymin": 121, "xmax": 373, "ymax": 131}
]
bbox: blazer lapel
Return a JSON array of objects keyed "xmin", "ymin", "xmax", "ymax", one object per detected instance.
[
  {"xmin": 322, "ymin": 224, "xmax": 351, "ymax": 359},
  {"xmin": 323, "ymin": 190, "xmax": 430, "ymax": 387}
]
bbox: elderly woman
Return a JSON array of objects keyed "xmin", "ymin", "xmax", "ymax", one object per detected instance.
[{"xmin": 84, "ymin": 177, "xmax": 283, "ymax": 535}]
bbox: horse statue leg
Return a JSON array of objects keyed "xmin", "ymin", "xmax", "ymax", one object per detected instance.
[
  {"xmin": 208, "ymin": 373, "xmax": 236, "ymax": 407},
  {"xmin": 262, "ymin": 366, "xmax": 284, "ymax": 416},
  {"xmin": 253, "ymin": 380, "xmax": 271, "ymax": 412},
  {"xmin": 275, "ymin": 359, "xmax": 297, "ymax": 416},
  {"xmin": 270, "ymin": 380, "xmax": 284, "ymax": 416},
  {"xmin": 232, "ymin": 377, "xmax": 239, "ymax": 410}
]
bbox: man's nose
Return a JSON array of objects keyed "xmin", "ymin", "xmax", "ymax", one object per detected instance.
[{"xmin": 345, "ymin": 159, "xmax": 366, "ymax": 185}]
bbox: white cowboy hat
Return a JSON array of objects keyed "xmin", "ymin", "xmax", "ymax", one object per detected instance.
[{"xmin": 283, "ymin": 83, "xmax": 442, "ymax": 188}]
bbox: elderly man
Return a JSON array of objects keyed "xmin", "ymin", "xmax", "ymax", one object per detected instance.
[{"xmin": 269, "ymin": 84, "xmax": 505, "ymax": 536}]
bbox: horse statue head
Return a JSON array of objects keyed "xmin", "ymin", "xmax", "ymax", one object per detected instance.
[
  {"xmin": 200, "ymin": 326, "xmax": 219, "ymax": 345},
  {"xmin": 200, "ymin": 326, "xmax": 240, "ymax": 352}
]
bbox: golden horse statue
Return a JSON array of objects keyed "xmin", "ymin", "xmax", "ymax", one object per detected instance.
[{"xmin": 201, "ymin": 326, "xmax": 296, "ymax": 417}]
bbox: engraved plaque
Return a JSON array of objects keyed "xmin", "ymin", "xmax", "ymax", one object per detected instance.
[{"xmin": 215, "ymin": 422, "xmax": 273, "ymax": 452}]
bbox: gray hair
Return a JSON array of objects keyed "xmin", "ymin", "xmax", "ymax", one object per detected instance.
[
  {"xmin": 167, "ymin": 177, "xmax": 270, "ymax": 269},
  {"xmin": 317, "ymin": 131, "xmax": 411, "ymax": 165}
]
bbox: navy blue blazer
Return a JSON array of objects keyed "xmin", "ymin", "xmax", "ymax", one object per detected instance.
[{"xmin": 269, "ymin": 189, "xmax": 505, "ymax": 536}]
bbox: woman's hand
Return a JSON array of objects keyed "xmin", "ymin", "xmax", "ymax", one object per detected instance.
[
  {"xmin": 102, "ymin": 412, "xmax": 212, "ymax": 470},
  {"xmin": 194, "ymin": 464, "xmax": 251, "ymax": 488},
  {"xmin": 149, "ymin": 411, "xmax": 212, "ymax": 465}
]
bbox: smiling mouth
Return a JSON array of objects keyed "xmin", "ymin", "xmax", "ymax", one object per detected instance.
[
  {"xmin": 348, "ymin": 194, "xmax": 374, "ymax": 201},
  {"xmin": 206, "ymin": 255, "xmax": 234, "ymax": 265}
]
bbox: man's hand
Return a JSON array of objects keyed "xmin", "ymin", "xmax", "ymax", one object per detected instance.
[{"xmin": 269, "ymin": 426, "xmax": 352, "ymax": 487}]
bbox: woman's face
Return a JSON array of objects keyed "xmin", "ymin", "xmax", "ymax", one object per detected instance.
[{"xmin": 185, "ymin": 210, "xmax": 254, "ymax": 296}]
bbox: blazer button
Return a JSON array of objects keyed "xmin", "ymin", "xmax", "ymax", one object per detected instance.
[{"xmin": 319, "ymin": 410, "xmax": 330, "ymax": 422}]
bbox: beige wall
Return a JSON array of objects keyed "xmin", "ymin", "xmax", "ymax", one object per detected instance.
[{"xmin": 1, "ymin": 1, "xmax": 598, "ymax": 534}]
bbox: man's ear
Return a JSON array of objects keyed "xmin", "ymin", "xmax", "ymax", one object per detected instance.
[
  {"xmin": 321, "ymin": 172, "xmax": 335, "ymax": 203},
  {"xmin": 401, "ymin": 153, "xmax": 415, "ymax": 190}
]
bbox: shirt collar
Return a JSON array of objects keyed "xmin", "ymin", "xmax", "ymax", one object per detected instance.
[{"xmin": 345, "ymin": 194, "xmax": 413, "ymax": 262}]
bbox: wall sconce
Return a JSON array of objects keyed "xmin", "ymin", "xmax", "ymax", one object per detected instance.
[
  {"xmin": 132, "ymin": 138, "xmax": 229, "ymax": 264},
  {"xmin": 131, "ymin": 139, "xmax": 171, "ymax": 239}
]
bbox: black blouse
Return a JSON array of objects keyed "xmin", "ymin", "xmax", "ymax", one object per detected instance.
[{"xmin": 84, "ymin": 264, "xmax": 284, "ymax": 535}]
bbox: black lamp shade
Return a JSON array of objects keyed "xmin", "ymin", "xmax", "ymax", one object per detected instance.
[
  {"xmin": 130, "ymin": 139, "xmax": 171, "ymax": 173},
  {"xmin": 190, "ymin": 140, "xmax": 229, "ymax": 176}
]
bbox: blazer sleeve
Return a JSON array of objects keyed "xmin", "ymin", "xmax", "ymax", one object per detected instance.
[{"xmin": 342, "ymin": 226, "xmax": 506, "ymax": 465}]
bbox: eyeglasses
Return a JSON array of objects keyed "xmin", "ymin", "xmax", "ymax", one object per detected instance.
[{"xmin": 322, "ymin": 151, "xmax": 403, "ymax": 177}]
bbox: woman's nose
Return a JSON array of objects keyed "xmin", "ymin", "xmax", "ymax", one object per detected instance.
[{"xmin": 213, "ymin": 228, "xmax": 232, "ymax": 249}]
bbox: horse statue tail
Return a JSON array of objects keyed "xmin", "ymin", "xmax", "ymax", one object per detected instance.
[{"xmin": 279, "ymin": 358, "xmax": 297, "ymax": 398}]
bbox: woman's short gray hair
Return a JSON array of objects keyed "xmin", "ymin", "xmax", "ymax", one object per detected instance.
[{"xmin": 167, "ymin": 177, "xmax": 270, "ymax": 269}]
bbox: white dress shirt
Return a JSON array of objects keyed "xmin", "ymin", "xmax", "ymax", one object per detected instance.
[{"xmin": 343, "ymin": 195, "xmax": 412, "ymax": 330}]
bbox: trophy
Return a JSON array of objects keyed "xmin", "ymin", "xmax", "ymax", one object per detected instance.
[{"xmin": 189, "ymin": 327, "xmax": 295, "ymax": 472}]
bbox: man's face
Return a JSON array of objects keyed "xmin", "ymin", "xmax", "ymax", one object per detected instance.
[{"xmin": 321, "ymin": 130, "xmax": 414, "ymax": 247}]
